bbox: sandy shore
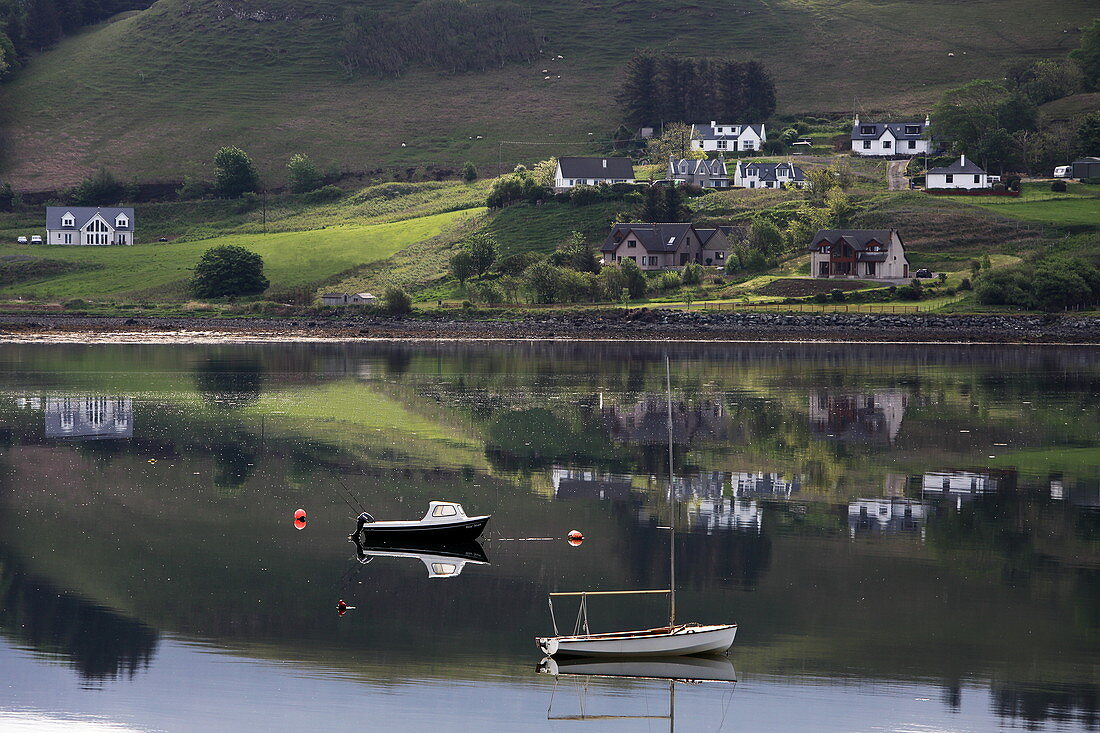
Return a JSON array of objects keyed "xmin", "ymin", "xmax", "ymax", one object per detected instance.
[{"xmin": 1, "ymin": 311, "xmax": 1099, "ymax": 345}]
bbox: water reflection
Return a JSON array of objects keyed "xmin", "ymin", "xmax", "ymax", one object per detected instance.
[
  {"xmin": 44, "ymin": 396, "xmax": 133, "ymax": 440},
  {"xmin": 0, "ymin": 342, "xmax": 1097, "ymax": 731},
  {"xmin": 352, "ymin": 539, "xmax": 490, "ymax": 579}
]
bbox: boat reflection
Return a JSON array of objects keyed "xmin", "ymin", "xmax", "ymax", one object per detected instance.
[
  {"xmin": 351, "ymin": 538, "xmax": 489, "ymax": 579},
  {"xmin": 538, "ymin": 655, "xmax": 737, "ymax": 683}
]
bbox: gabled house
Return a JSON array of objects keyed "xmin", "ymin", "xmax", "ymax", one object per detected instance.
[
  {"xmin": 851, "ymin": 115, "xmax": 931, "ymax": 157},
  {"xmin": 601, "ymin": 222, "xmax": 731, "ymax": 270},
  {"xmin": 668, "ymin": 156, "xmax": 729, "ymax": 187},
  {"xmin": 690, "ymin": 122, "xmax": 766, "ymax": 153},
  {"xmin": 553, "ymin": 157, "xmax": 635, "ymax": 191},
  {"xmin": 734, "ymin": 160, "xmax": 806, "ymax": 189},
  {"xmin": 809, "ymin": 229, "xmax": 909, "ymax": 279},
  {"xmin": 321, "ymin": 292, "xmax": 377, "ymax": 306},
  {"xmin": 45, "ymin": 207, "xmax": 135, "ymax": 245},
  {"xmin": 925, "ymin": 155, "xmax": 995, "ymax": 190}
]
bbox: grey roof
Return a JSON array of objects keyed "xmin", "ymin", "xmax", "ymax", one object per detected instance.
[
  {"xmin": 602, "ymin": 222, "xmax": 694, "ymax": 253},
  {"xmin": 693, "ymin": 123, "xmax": 765, "ymax": 141},
  {"xmin": 696, "ymin": 226, "xmax": 736, "ymax": 249},
  {"xmin": 927, "ymin": 156, "xmax": 987, "ymax": 176},
  {"xmin": 738, "ymin": 161, "xmax": 805, "ymax": 182},
  {"xmin": 668, "ymin": 157, "xmax": 728, "ymax": 178},
  {"xmin": 851, "ymin": 121, "xmax": 928, "ymax": 141},
  {"xmin": 809, "ymin": 229, "xmax": 897, "ymax": 253},
  {"xmin": 1072, "ymin": 157, "xmax": 1100, "ymax": 164},
  {"xmin": 46, "ymin": 206, "xmax": 134, "ymax": 230},
  {"xmin": 558, "ymin": 157, "xmax": 635, "ymax": 180}
]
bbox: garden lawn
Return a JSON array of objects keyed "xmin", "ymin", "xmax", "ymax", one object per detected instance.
[{"xmin": 0, "ymin": 208, "xmax": 480, "ymax": 301}]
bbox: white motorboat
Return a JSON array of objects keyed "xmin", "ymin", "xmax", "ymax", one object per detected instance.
[
  {"xmin": 536, "ymin": 356, "xmax": 738, "ymax": 658},
  {"xmin": 351, "ymin": 501, "xmax": 490, "ymax": 543}
]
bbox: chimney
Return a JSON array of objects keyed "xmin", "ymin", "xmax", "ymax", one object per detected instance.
[
  {"xmin": 854, "ymin": 114, "xmax": 859, "ymax": 126},
  {"xmin": 711, "ymin": 121, "xmax": 717, "ymax": 127},
  {"xmin": 602, "ymin": 159, "xmax": 607, "ymax": 168},
  {"xmin": 960, "ymin": 154, "xmax": 966, "ymax": 167},
  {"xmin": 925, "ymin": 114, "xmax": 931, "ymax": 126}
]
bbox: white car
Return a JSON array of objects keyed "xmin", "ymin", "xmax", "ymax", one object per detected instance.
[
  {"xmin": 16, "ymin": 236, "xmax": 27, "ymax": 244},
  {"xmin": 30, "ymin": 235, "xmax": 42, "ymax": 244}
]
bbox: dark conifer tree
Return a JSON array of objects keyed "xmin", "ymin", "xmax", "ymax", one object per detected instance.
[
  {"xmin": 743, "ymin": 61, "xmax": 777, "ymax": 120},
  {"xmin": 617, "ymin": 51, "xmax": 660, "ymax": 128},
  {"xmin": 24, "ymin": 0, "xmax": 62, "ymax": 49},
  {"xmin": 715, "ymin": 60, "xmax": 748, "ymax": 120},
  {"xmin": 638, "ymin": 185, "xmax": 666, "ymax": 222}
]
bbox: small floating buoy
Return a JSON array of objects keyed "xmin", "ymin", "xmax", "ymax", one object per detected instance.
[
  {"xmin": 293, "ymin": 508, "xmax": 307, "ymax": 529},
  {"xmin": 567, "ymin": 529, "xmax": 583, "ymax": 546},
  {"xmin": 147, "ymin": 459, "xmax": 156, "ymax": 464},
  {"xmin": 337, "ymin": 599, "xmax": 356, "ymax": 616},
  {"xmin": 294, "ymin": 509, "xmax": 306, "ymax": 521}
]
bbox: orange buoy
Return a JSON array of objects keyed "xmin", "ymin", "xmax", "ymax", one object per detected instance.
[
  {"xmin": 567, "ymin": 529, "xmax": 583, "ymax": 546},
  {"xmin": 294, "ymin": 509, "xmax": 307, "ymax": 521}
]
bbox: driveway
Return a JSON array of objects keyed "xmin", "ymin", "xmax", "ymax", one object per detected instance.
[{"xmin": 887, "ymin": 160, "xmax": 909, "ymax": 190}]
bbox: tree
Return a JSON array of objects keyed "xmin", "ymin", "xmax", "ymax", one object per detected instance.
[
  {"xmin": 213, "ymin": 146, "xmax": 260, "ymax": 198},
  {"xmin": 638, "ymin": 185, "xmax": 666, "ymax": 221},
  {"xmin": 0, "ymin": 182, "xmax": 18, "ymax": 211},
  {"xmin": 68, "ymin": 167, "xmax": 126, "ymax": 206},
  {"xmin": 466, "ymin": 233, "xmax": 497, "ymax": 277},
  {"xmin": 383, "ymin": 285, "xmax": 413, "ymax": 314},
  {"xmin": 1070, "ymin": 18, "xmax": 1100, "ymax": 91},
  {"xmin": 191, "ymin": 245, "xmax": 268, "ymax": 298},
  {"xmin": 823, "ymin": 188, "xmax": 855, "ymax": 228},
  {"xmin": 0, "ymin": 31, "xmax": 11, "ymax": 80},
  {"xmin": 743, "ymin": 61, "xmax": 777, "ymax": 120},
  {"xmin": 664, "ymin": 183, "xmax": 690, "ymax": 221},
  {"xmin": 598, "ymin": 264, "xmax": 628, "ymax": 301},
  {"xmin": 286, "ymin": 153, "xmax": 322, "ymax": 194},
  {"xmin": 619, "ymin": 256, "xmax": 647, "ymax": 298},
  {"xmin": 555, "ymin": 231, "xmax": 600, "ymax": 273},
  {"xmin": 523, "ymin": 260, "xmax": 565, "ymax": 303},
  {"xmin": 1014, "ymin": 59, "xmax": 1084, "ymax": 105},
  {"xmin": 1079, "ymin": 112, "xmax": 1100, "ymax": 156},
  {"xmin": 462, "ymin": 161, "xmax": 477, "ymax": 183},
  {"xmin": 449, "ymin": 250, "xmax": 475, "ymax": 283},
  {"xmin": 805, "ymin": 167, "xmax": 838, "ymax": 205},
  {"xmin": 617, "ymin": 51, "xmax": 660, "ymax": 128},
  {"xmin": 747, "ymin": 219, "xmax": 783, "ymax": 255},
  {"xmin": 645, "ymin": 122, "xmax": 705, "ymax": 161},
  {"xmin": 681, "ymin": 262, "xmax": 703, "ymax": 286},
  {"xmin": 783, "ymin": 204, "xmax": 829, "ymax": 253},
  {"xmin": 531, "ymin": 158, "xmax": 557, "ymax": 188}
]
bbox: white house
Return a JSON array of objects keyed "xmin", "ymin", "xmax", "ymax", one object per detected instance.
[
  {"xmin": 321, "ymin": 292, "xmax": 377, "ymax": 306},
  {"xmin": 926, "ymin": 155, "xmax": 995, "ymax": 189},
  {"xmin": 553, "ymin": 157, "xmax": 635, "ymax": 191},
  {"xmin": 734, "ymin": 160, "xmax": 806, "ymax": 189},
  {"xmin": 668, "ymin": 156, "xmax": 729, "ymax": 187},
  {"xmin": 809, "ymin": 229, "xmax": 909, "ymax": 280},
  {"xmin": 690, "ymin": 122, "xmax": 766, "ymax": 153},
  {"xmin": 850, "ymin": 115, "xmax": 931, "ymax": 156},
  {"xmin": 45, "ymin": 207, "xmax": 134, "ymax": 245}
]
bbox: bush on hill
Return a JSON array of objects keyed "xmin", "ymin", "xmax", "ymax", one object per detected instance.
[
  {"xmin": 191, "ymin": 245, "xmax": 268, "ymax": 299},
  {"xmin": 975, "ymin": 256, "xmax": 1100, "ymax": 311},
  {"xmin": 287, "ymin": 154, "xmax": 322, "ymax": 194},
  {"xmin": 214, "ymin": 146, "xmax": 260, "ymax": 199},
  {"xmin": 68, "ymin": 167, "xmax": 130, "ymax": 206},
  {"xmin": 383, "ymin": 285, "xmax": 413, "ymax": 314}
]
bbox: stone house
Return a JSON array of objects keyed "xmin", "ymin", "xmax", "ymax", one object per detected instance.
[
  {"xmin": 808, "ymin": 229, "xmax": 909, "ymax": 279},
  {"xmin": 600, "ymin": 222, "xmax": 732, "ymax": 270}
]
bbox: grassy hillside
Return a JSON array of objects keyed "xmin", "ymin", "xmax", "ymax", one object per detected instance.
[
  {"xmin": 0, "ymin": 208, "xmax": 480, "ymax": 299},
  {"xmin": 0, "ymin": 0, "xmax": 1095, "ymax": 189}
]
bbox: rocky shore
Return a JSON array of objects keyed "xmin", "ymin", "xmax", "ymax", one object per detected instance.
[{"xmin": 1, "ymin": 310, "xmax": 1099, "ymax": 344}]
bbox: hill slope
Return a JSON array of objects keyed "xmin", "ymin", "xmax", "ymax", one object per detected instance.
[{"xmin": 0, "ymin": 0, "xmax": 1095, "ymax": 188}]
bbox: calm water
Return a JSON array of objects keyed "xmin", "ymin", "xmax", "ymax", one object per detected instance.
[{"xmin": 0, "ymin": 342, "xmax": 1098, "ymax": 732}]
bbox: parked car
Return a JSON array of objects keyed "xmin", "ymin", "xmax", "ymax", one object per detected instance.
[
  {"xmin": 914, "ymin": 268, "xmax": 933, "ymax": 278},
  {"xmin": 158, "ymin": 237, "xmax": 168, "ymax": 242},
  {"xmin": 16, "ymin": 236, "xmax": 27, "ymax": 244},
  {"xmin": 30, "ymin": 235, "xmax": 42, "ymax": 244}
]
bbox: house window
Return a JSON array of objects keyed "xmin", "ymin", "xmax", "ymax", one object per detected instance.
[
  {"xmin": 905, "ymin": 125, "xmax": 921, "ymax": 135},
  {"xmin": 717, "ymin": 140, "xmax": 727, "ymax": 150},
  {"xmin": 860, "ymin": 126, "xmax": 876, "ymax": 135},
  {"xmin": 118, "ymin": 234, "xmax": 126, "ymax": 244},
  {"xmin": 116, "ymin": 217, "xmax": 127, "ymax": 227},
  {"xmin": 743, "ymin": 141, "xmax": 755, "ymax": 150},
  {"xmin": 568, "ymin": 180, "xmax": 574, "ymax": 186},
  {"xmin": 882, "ymin": 140, "xmax": 892, "ymax": 149},
  {"xmin": 908, "ymin": 140, "xmax": 916, "ymax": 149},
  {"xmin": 946, "ymin": 174, "xmax": 954, "ymax": 183},
  {"xmin": 866, "ymin": 262, "xmax": 876, "ymax": 276},
  {"xmin": 62, "ymin": 217, "xmax": 74, "ymax": 227},
  {"xmin": 64, "ymin": 233, "xmax": 72, "ymax": 244},
  {"xmin": 863, "ymin": 141, "xmax": 872, "ymax": 150},
  {"xmin": 974, "ymin": 175, "xmax": 981, "ymax": 184},
  {"xmin": 627, "ymin": 240, "xmax": 636, "ymax": 248},
  {"xmin": 716, "ymin": 251, "xmax": 725, "ymax": 260}
]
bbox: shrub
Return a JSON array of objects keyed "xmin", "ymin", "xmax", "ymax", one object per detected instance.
[
  {"xmin": 213, "ymin": 146, "xmax": 261, "ymax": 199},
  {"xmin": 383, "ymin": 285, "xmax": 413, "ymax": 314},
  {"xmin": 496, "ymin": 251, "xmax": 544, "ymax": 276},
  {"xmin": 655, "ymin": 271, "xmax": 681, "ymax": 292},
  {"xmin": 301, "ymin": 185, "xmax": 344, "ymax": 204},
  {"xmin": 812, "ymin": 292, "xmax": 829, "ymax": 303},
  {"xmin": 681, "ymin": 262, "xmax": 704, "ymax": 286},
  {"xmin": 896, "ymin": 285, "xmax": 922, "ymax": 300},
  {"xmin": 191, "ymin": 245, "xmax": 269, "ymax": 299},
  {"xmin": 992, "ymin": 183, "xmax": 1006, "ymax": 193},
  {"xmin": 68, "ymin": 168, "xmax": 126, "ymax": 206},
  {"xmin": 475, "ymin": 281, "xmax": 504, "ymax": 304},
  {"xmin": 1051, "ymin": 180, "xmax": 1068, "ymax": 192},
  {"xmin": 177, "ymin": 176, "xmax": 209, "ymax": 201},
  {"xmin": 287, "ymin": 153, "xmax": 323, "ymax": 194},
  {"xmin": 63, "ymin": 298, "xmax": 89, "ymax": 309},
  {"xmin": 462, "ymin": 161, "xmax": 477, "ymax": 183},
  {"xmin": 619, "ymin": 257, "xmax": 647, "ymax": 298},
  {"xmin": 1083, "ymin": 177, "xmax": 1100, "ymax": 185},
  {"xmin": 830, "ymin": 288, "xmax": 845, "ymax": 302},
  {"xmin": 569, "ymin": 185, "xmax": 601, "ymax": 206},
  {"xmin": 523, "ymin": 260, "xmax": 565, "ymax": 303}
]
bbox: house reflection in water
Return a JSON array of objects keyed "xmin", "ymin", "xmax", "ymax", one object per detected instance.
[
  {"xmin": 687, "ymin": 497, "xmax": 762, "ymax": 535},
  {"xmin": 732, "ymin": 472, "xmax": 801, "ymax": 499},
  {"xmin": 44, "ymin": 397, "xmax": 133, "ymax": 440},
  {"xmin": 848, "ymin": 498, "xmax": 926, "ymax": 539},
  {"xmin": 550, "ymin": 467, "xmax": 634, "ymax": 501},
  {"xmin": 809, "ymin": 389, "xmax": 908, "ymax": 443},
  {"xmin": 921, "ymin": 470, "xmax": 1000, "ymax": 509},
  {"xmin": 602, "ymin": 397, "xmax": 729, "ymax": 445}
]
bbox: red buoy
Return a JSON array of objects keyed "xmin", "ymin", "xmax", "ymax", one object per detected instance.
[
  {"xmin": 294, "ymin": 509, "xmax": 307, "ymax": 521},
  {"xmin": 293, "ymin": 509, "xmax": 307, "ymax": 529},
  {"xmin": 567, "ymin": 529, "xmax": 583, "ymax": 546}
]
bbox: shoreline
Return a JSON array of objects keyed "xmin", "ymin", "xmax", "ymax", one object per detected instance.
[{"xmin": 2, "ymin": 311, "xmax": 1100, "ymax": 345}]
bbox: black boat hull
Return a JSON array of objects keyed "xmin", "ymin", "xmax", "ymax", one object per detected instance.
[{"xmin": 353, "ymin": 516, "xmax": 489, "ymax": 544}]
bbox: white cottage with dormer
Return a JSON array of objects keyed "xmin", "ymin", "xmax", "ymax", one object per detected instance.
[
  {"xmin": 851, "ymin": 115, "xmax": 931, "ymax": 157},
  {"xmin": 45, "ymin": 207, "xmax": 135, "ymax": 245},
  {"xmin": 690, "ymin": 122, "xmax": 766, "ymax": 154}
]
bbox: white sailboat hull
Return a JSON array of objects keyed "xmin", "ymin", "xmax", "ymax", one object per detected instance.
[{"xmin": 537, "ymin": 623, "xmax": 737, "ymax": 658}]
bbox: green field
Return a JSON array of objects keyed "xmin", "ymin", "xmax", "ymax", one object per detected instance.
[
  {"xmin": 0, "ymin": 208, "xmax": 480, "ymax": 299},
  {"xmin": 929, "ymin": 183, "xmax": 1100, "ymax": 228},
  {"xmin": 0, "ymin": 0, "xmax": 1095, "ymax": 189}
]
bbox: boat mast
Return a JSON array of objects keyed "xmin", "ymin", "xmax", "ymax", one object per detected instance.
[{"xmin": 665, "ymin": 354, "xmax": 675, "ymax": 628}]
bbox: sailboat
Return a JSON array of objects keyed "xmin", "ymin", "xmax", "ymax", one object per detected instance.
[{"xmin": 535, "ymin": 355, "xmax": 738, "ymax": 658}]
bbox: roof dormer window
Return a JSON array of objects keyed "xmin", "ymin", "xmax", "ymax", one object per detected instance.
[
  {"xmin": 860, "ymin": 126, "xmax": 875, "ymax": 135},
  {"xmin": 115, "ymin": 215, "xmax": 129, "ymax": 228},
  {"xmin": 905, "ymin": 125, "xmax": 921, "ymax": 135},
  {"xmin": 62, "ymin": 213, "xmax": 75, "ymax": 227}
]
